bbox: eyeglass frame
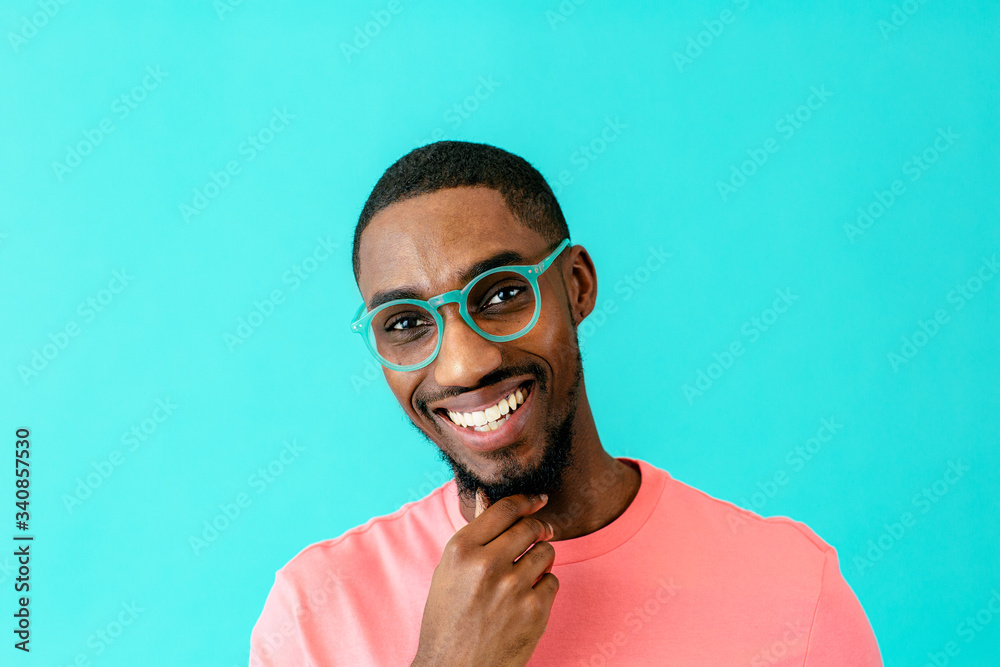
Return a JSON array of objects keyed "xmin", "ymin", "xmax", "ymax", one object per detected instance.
[{"xmin": 350, "ymin": 237, "xmax": 571, "ymax": 372}]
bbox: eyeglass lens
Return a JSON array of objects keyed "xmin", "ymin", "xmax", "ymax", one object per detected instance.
[{"xmin": 370, "ymin": 270, "xmax": 537, "ymax": 367}]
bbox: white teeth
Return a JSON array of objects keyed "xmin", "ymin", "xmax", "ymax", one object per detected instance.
[{"xmin": 444, "ymin": 385, "xmax": 530, "ymax": 429}]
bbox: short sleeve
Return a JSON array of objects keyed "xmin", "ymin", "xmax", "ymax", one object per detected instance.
[
  {"xmin": 803, "ymin": 548, "xmax": 883, "ymax": 666},
  {"xmin": 249, "ymin": 570, "xmax": 311, "ymax": 667}
]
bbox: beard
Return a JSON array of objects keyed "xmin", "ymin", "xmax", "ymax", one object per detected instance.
[{"xmin": 436, "ymin": 339, "xmax": 584, "ymax": 507}]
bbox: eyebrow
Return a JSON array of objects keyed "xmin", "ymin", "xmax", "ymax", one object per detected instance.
[{"xmin": 366, "ymin": 249, "xmax": 529, "ymax": 312}]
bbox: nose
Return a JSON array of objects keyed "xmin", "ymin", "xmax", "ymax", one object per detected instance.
[{"xmin": 432, "ymin": 304, "xmax": 502, "ymax": 388}]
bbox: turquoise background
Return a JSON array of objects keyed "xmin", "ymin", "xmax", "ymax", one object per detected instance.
[{"xmin": 2, "ymin": 1, "xmax": 998, "ymax": 664}]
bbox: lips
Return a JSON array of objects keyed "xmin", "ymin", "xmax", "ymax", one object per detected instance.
[
  {"xmin": 442, "ymin": 381, "xmax": 531, "ymax": 431},
  {"xmin": 433, "ymin": 380, "xmax": 535, "ymax": 452}
]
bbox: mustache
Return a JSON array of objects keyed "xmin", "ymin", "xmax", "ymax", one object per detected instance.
[{"xmin": 416, "ymin": 361, "xmax": 548, "ymax": 415}]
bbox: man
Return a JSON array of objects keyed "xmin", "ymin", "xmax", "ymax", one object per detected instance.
[{"xmin": 250, "ymin": 141, "xmax": 883, "ymax": 665}]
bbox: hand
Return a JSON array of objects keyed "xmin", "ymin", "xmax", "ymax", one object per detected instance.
[{"xmin": 411, "ymin": 492, "xmax": 558, "ymax": 667}]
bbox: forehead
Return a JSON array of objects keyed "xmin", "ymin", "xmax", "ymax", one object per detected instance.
[{"xmin": 357, "ymin": 186, "xmax": 546, "ymax": 302}]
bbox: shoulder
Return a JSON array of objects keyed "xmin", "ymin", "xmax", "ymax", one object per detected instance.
[
  {"xmin": 642, "ymin": 460, "xmax": 834, "ymax": 575},
  {"xmin": 275, "ymin": 482, "xmax": 454, "ymax": 587}
]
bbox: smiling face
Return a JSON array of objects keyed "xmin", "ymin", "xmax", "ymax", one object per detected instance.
[{"xmin": 356, "ymin": 185, "xmax": 593, "ymax": 505}]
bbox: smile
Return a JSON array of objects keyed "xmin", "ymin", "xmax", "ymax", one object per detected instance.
[
  {"xmin": 432, "ymin": 379, "xmax": 536, "ymax": 453},
  {"xmin": 443, "ymin": 382, "xmax": 531, "ymax": 432}
]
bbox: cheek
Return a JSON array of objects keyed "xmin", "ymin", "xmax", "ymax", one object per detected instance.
[
  {"xmin": 530, "ymin": 303, "xmax": 576, "ymax": 367},
  {"xmin": 517, "ymin": 302, "xmax": 578, "ymax": 400},
  {"xmin": 386, "ymin": 375, "xmax": 421, "ymax": 415}
]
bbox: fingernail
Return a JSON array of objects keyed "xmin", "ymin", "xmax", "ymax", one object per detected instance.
[
  {"xmin": 545, "ymin": 521, "xmax": 555, "ymax": 537},
  {"xmin": 538, "ymin": 493, "xmax": 548, "ymax": 502}
]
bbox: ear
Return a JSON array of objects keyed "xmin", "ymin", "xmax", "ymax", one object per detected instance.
[{"xmin": 563, "ymin": 245, "xmax": 597, "ymax": 326}]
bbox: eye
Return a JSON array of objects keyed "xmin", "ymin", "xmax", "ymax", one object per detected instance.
[
  {"xmin": 486, "ymin": 285, "xmax": 523, "ymax": 306},
  {"xmin": 386, "ymin": 313, "xmax": 432, "ymax": 331}
]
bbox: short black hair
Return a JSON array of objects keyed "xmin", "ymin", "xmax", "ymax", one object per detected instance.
[{"xmin": 352, "ymin": 141, "xmax": 570, "ymax": 283}]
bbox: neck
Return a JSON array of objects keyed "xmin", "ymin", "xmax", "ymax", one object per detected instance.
[{"xmin": 458, "ymin": 382, "xmax": 641, "ymax": 540}]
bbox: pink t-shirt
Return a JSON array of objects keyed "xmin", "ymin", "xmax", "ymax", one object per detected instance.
[{"xmin": 250, "ymin": 458, "xmax": 882, "ymax": 666}]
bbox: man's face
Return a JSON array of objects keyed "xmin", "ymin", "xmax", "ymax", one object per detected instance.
[{"xmin": 356, "ymin": 186, "xmax": 585, "ymax": 505}]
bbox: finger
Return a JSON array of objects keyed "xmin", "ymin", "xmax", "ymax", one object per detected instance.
[
  {"xmin": 490, "ymin": 514, "xmax": 553, "ymax": 562},
  {"xmin": 532, "ymin": 572, "xmax": 560, "ymax": 609},
  {"xmin": 467, "ymin": 493, "xmax": 548, "ymax": 545},
  {"xmin": 475, "ymin": 487, "xmax": 489, "ymax": 519},
  {"xmin": 514, "ymin": 539, "xmax": 556, "ymax": 587}
]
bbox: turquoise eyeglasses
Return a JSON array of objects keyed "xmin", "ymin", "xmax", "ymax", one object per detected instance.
[{"xmin": 351, "ymin": 238, "xmax": 571, "ymax": 371}]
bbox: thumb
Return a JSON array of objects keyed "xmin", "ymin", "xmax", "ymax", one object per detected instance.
[{"xmin": 475, "ymin": 487, "xmax": 491, "ymax": 519}]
